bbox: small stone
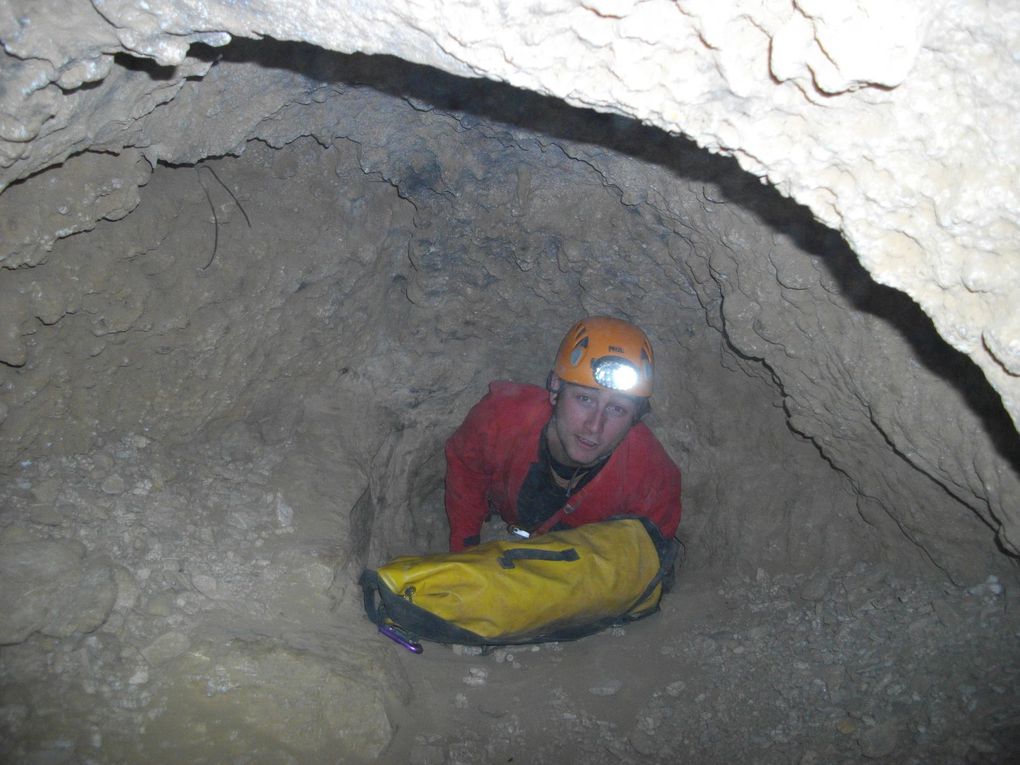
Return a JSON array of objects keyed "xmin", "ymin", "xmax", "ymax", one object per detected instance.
[
  {"xmin": 111, "ymin": 565, "xmax": 140, "ymax": 610},
  {"xmin": 141, "ymin": 631, "xmax": 191, "ymax": 665},
  {"xmin": 800, "ymin": 575, "xmax": 830, "ymax": 602},
  {"xmin": 665, "ymin": 680, "xmax": 687, "ymax": 697},
  {"xmin": 589, "ymin": 679, "xmax": 623, "ymax": 696},
  {"xmin": 301, "ymin": 561, "xmax": 334, "ymax": 591},
  {"xmin": 30, "ymin": 478, "xmax": 62, "ymax": 506},
  {"xmin": 463, "ymin": 667, "xmax": 488, "ymax": 686},
  {"xmin": 860, "ymin": 721, "xmax": 899, "ymax": 758},
  {"xmin": 130, "ymin": 479, "xmax": 152, "ymax": 496},
  {"xmin": 836, "ymin": 718, "xmax": 858, "ymax": 735},
  {"xmin": 275, "ymin": 494, "xmax": 294, "ymax": 528},
  {"xmin": 126, "ymin": 434, "xmax": 151, "ymax": 449},
  {"xmin": 630, "ymin": 729, "xmax": 658, "ymax": 756},
  {"xmin": 191, "ymin": 574, "xmax": 218, "ymax": 598},
  {"xmin": 30, "ymin": 504, "xmax": 65, "ymax": 526},
  {"xmin": 42, "ymin": 561, "xmax": 117, "ymax": 637},
  {"xmin": 0, "ymin": 535, "xmax": 117, "ymax": 643},
  {"xmin": 144, "ymin": 593, "xmax": 175, "ymax": 616},
  {"xmin": 101, "ymin": 475, "xmax": 126, "ymax": 495},
  {"xmin": 92, "ymin": 453, "xmax": 115, "ymax": 472}
]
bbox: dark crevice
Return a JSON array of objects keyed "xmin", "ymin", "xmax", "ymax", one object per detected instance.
[{"xmin": 113, "ymin": 51, "xmax": 178, "ymax": 81}]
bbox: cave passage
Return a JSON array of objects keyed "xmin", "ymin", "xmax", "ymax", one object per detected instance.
[{"xmin": 1, "ymin": 41, "xmax": 1018, "ymax": 764}]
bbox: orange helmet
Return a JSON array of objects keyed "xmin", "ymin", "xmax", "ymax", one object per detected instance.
[{"xmin": 552, "ymin": 316, "xmax": 654, "ymax": 397}]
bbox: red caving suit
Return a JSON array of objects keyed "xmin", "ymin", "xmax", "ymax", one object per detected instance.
[{"xmin": 444, "ymin": 381, "xmax": 682, "ymax": 551}]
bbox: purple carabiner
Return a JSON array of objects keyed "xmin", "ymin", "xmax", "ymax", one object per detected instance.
[{"xmin": 379, "ymin": 624, "xmax": 423, "ymax": 654}]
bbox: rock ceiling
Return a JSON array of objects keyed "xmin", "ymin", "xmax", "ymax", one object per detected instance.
[{"xmin": 3, "ymin": 0, "xmax": 1018, "ymax": 432}]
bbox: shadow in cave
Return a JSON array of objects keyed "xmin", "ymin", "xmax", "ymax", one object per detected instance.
[
  {"xmin": 190, "ymin": 37, "xmax": 1020, "ymax": 469},
  {"xmin": 113, "ymin": 51, "xmax": 179, "ymax": 81}
]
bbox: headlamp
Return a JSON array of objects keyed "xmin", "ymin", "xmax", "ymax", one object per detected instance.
[{"xmin": 591, "ymin": 356, "xmax": 640, "ymax": 392}]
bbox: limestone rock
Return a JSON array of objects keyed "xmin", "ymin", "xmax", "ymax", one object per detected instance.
[
  {"xmin": 141, "ymin": 631, "xmax": 192, "ymax": 666},
  {"xmin": 0, "ymin": 150, "xmax": 150, "ymax": 268},
  {"xmin": 0, "ymin": 529, "xmax": 116, "ymax": 644}
]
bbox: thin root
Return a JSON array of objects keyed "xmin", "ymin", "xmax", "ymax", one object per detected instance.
[{"xmin": 195, "ymin": 164, "xmax": 252, "ymax": 270}]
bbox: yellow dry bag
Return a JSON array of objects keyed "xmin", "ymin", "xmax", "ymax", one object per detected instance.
[{"xmin": 360, "ymin": 516, "xmax": 677, "ymax": 647}]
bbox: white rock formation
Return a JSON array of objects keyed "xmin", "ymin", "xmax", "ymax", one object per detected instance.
[{"xmin": 2, "ymin": 0, "xmax": 1018, "ymax": 432}]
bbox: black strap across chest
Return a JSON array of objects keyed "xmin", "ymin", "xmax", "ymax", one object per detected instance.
[{"xmin": 515, "ymin": 428, "xmax": 607, "ymax": 532}]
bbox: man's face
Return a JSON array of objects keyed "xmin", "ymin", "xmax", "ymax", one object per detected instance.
[{"xmin": 547, "ymin": 377, "xmax": 640, "ymax": 467}]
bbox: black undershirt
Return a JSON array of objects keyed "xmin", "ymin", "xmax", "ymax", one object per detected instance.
[{"xmin": 515, "ymin": 425, "xmax": 608, "ymax": 531}]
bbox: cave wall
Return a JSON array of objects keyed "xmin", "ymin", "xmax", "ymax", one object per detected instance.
[
  {"xmin": 0, "ymin": 3, "xmax": 1015, "ymax": 573},
  {"xmin": 1, "ymin": 41, "xmax": 1017, "ymax": 584},
  {"xmin": 0, "ymin": 70, "xmax": 876, "ymax": 580}
]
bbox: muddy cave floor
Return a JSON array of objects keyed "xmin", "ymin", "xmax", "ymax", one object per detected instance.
[{"xmin": 2, "ymin": 434, "xmax": 1019, "ymax": 765}]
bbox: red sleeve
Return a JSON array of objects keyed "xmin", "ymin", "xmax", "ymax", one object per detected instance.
[
  {"xmin": 628, "ymin": 430, "xmax": 683, "ymax": 540},
  {"xmin": 444, "ymin": 392, "xmax": 498, "ymax": 551},
  {"xmin": 639, "ymin": 463, "xmax": 682, "ymax": 540}
]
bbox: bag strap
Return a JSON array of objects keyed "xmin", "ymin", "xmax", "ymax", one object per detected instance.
[
  {"xmin": 359, "ymin": 570, "xmax": 384, "ymax": 626},
  {"xmin": 533, "ymin": 502, "xmax": 575, "ymax": 535},
  {"xmin": 498, "ymin": 547, "xmax": 580, "ymax": 569}
]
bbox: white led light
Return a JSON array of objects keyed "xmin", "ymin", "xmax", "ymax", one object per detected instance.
[
  {"xmin": 592, "ymin": 357, "xmax": 639, "ymax": 391},
  {"xmin": 610, "ymin": 364, "xmax": 638, "ymax": 390}
]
